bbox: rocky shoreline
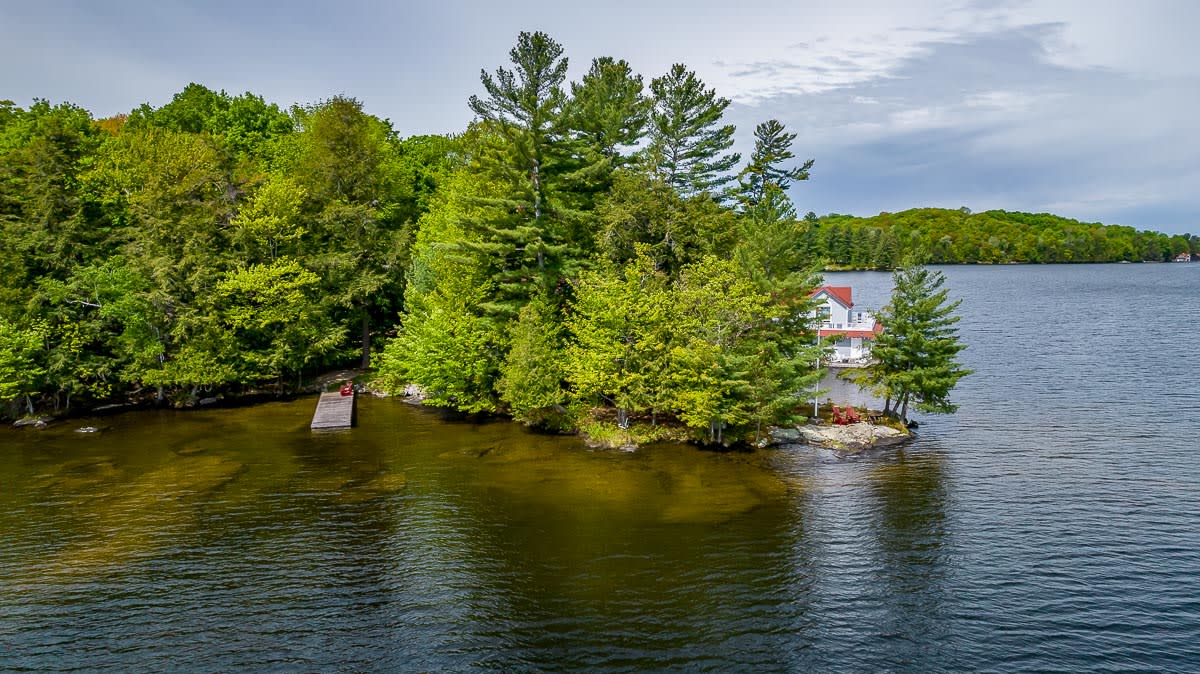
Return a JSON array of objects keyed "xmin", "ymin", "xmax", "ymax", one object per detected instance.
[{"xmin": 772, "ymin": 421, "xmax": 912, "ymax": 453}]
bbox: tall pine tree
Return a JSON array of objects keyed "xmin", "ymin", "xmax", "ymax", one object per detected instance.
[
  {"xmin": 647, "ymin": 64, "xmax": 740, "ymax": 200},
  {"xmin": 737, "ymin": 119, "xmax": 813, "ymax": 208},
  {"xmin": 566, "ymin": 56, "xmax": 649, "ymax": 166},
  {"xmin": 853, "ymin": 264, "xmax": 971, "ymax": 422},
  {"xmin": 462, "ymin": 31, "xmax": 589, "ymax": 316}
]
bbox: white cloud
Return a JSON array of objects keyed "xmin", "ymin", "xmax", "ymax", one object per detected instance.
[{"xmin": 990, "ymin": 0, "xmax": 1200, "ymax": 80}]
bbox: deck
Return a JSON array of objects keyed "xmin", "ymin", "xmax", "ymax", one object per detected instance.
[{"xmin": 310, "ymin": 390, "xmax": 355, "ymax": 430}]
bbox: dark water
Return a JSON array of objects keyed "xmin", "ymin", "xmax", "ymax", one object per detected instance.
[{"xmin": 2, "ymin": 264, "xmax": 1198, "ymax": 672}]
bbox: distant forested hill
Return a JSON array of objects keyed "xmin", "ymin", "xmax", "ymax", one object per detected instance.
[{"xmin": 808, "ymin": 208, "xmax": 1197, "ymax": 268}]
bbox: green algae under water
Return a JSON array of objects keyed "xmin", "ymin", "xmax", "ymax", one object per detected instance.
[{"xmin": 4, "ymin": 264, "xmax": 1200, "ymax": 672}]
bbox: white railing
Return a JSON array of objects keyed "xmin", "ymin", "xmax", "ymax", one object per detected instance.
[{"xmin": 819, "ymin": 320, "xmax": 877, "ymax": 331}]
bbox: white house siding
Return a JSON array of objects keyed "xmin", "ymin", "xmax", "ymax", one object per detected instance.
[{"xmin": 810, "ymin": 286, "xmax": 879, "ymax": 363}]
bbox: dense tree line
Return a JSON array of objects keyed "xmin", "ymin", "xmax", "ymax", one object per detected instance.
[
  {"xmin": 0, "ymin": 32, "xmax": 827, "ymax": 444},
  {"xmin": 374, "ymin": 32, "xmax": 822, "ymax": 444},
  {"xmin": 0, "ymin": 88, "xmax": 452, "ymax": 416},
  {"xmin": 812, "ymin": 207, "xmax": 1197, "ymax": 268},
  {"xmin": 5, "ymin": 30, "xmax": 1167, "ymax": 438}
]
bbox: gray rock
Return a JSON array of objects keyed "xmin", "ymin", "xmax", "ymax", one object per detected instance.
[
  {"xmin": 769, "ymin": 427, "xmax": 802, "ymax": 444},
  {"xmin": 796, "ymin": 422, "xmax": 911, "ymax": 452},
  {"xmin": 13, "ymin": 417, "xmax": 50, "ymax": 428},
  {"xmin": 197, "ymin": 396, "xmax": 220, "ymax": 406},
  {"xmin": 400, "ymin": 383, "xmax": 428, "ymax": 404},
  {"xmin": 75, "ymin": 426, "xmax": 100, "ymax": 433}
]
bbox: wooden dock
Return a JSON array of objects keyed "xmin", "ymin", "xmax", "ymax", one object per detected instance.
[{"xmin": 311, "ymin": 390, "xmax": 355, "ymax": 430}]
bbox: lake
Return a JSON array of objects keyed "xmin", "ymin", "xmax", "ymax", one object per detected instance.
[{"xmin": 2, "ymin": 264, "xmax": 1198, "ymax": 671}]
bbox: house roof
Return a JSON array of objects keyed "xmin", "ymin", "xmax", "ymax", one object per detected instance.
[
  {"xmin": 810, "ymin": 285, "xmax": 854, "ymax": 308},
  {"xmin": 820, "ymin": 323, "xmax": 884, "ymax": 339}
]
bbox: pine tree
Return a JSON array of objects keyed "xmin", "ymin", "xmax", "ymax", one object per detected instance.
[
  {"xmin": 737, "ymin": 119, "xmax": 813, "ymax": 208},
  {"xmin": 732, "ymin": 186, "xmax": 824, "ymax": 440},
  {"xmin": 647, "ymin": 64, "xmax": 740, "ymax": 199},
  {"xmin": 566, "ymin": 57, "xmax": 649, "ymax": 165},
  {"xmin": 462, "ymin": 31, "xmax": 587, "ymax": 316},
  {"xmin": 853, "ymin": 264, "xmax": 971, "ymax": 422}
]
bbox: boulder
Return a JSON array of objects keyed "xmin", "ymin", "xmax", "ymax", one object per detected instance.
[
  {"xmin": 400, "ymin": 383, "xmax": 428, "ymax": 404},
  {"xmin": 796, "ymin": 421, "xmax": 910, "ymax": 452}
]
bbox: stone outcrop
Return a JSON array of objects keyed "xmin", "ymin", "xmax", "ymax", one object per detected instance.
[{"xmin": 788, "ymin": 421, "xmax": 911, "ymax": 452}]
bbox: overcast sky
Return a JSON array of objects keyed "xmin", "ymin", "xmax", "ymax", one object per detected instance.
[{"xmin": 2, "ymin": 0, "xmax": 1196, "ymax": 234}]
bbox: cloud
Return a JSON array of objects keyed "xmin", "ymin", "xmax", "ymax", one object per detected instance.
[
  {"xmin": 725, "ymin": 14, "xmax": 1200, "ymax": 233},
  {"xmin": 1, "ymin": 0, "xmax": 1195, "ymax": 232}
]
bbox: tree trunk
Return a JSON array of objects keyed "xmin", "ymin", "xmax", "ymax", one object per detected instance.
[
  {"xmin": 900, "ymin": 393, "xmax": 910, "ymax": 423},
  {"xmin": 617, "ymin": 408, "xmax": 629, "ymax": 429},
  {"xmin": 360, "ymin": 313, "xmax": 371, "ymax": 368},
  {"xmin": 24, "ymin": 394, "xmax": 34, "ymax": 416}
]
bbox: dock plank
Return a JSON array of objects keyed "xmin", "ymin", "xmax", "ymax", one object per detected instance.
[{"xmin": 311, "ymin": 391, "xmax": 355, "ymax": 430}]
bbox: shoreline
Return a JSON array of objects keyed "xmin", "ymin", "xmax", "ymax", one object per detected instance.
[{"xmin": 11, "ymin": 375, "xmax": 914, "ymax": 455}]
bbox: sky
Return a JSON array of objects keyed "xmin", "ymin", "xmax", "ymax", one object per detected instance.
[{"xmin": 2, "ymin": 0, "xmax": 1196, "ymax": 234}]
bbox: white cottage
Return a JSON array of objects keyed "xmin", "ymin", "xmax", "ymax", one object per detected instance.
[{"xmin": 809, "ymin": 285, "xmax": 882, "ymax": 363}]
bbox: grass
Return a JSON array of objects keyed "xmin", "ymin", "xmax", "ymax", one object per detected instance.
[{"xmin": 576, "ymin": 418, "xmax": 691, "ymax": 449}]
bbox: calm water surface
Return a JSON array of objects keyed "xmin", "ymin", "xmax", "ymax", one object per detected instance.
[{"xmin": 2, "ymin": 264, "xmax": 1198, "ymax": 671}]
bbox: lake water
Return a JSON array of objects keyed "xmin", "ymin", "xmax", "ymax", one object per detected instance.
[{"xmin": 2, "ymin": 264, "xmax": 1199, "ymax": 671}]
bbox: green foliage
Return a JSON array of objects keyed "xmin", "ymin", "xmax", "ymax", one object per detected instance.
[
  {"xmin": 378, "ymin": 278, "xmax": 501, "ymax": 413},
  {"xmin": 0, "ymin": 317, "xmax": 45, "ymax": 409},
  {"xmin": 737, "ymin": 119, "xmax": 813, "ymax": 208},
  {"xmin": 567, "ymin": 57, "xmax": 650, "ymax": 166},
  {"xmin": 375, "ymin": 171, "xmax": 503, "ymax": 413},
  {"xmin": 0, "ymin": 89, "xmax": 450, "ymax": 416},
  {"xmin": 232, "ymin": 175, "xmax": 307, "ymax": 260},
  {"xmin": 815, "ymin": 208, "xmax": 1181, "ymax": 267},
  {"xmin": 851, "ymin": 265, "xmax": 972, "ymax": 421},
  {"xmin": 567, "ymin": 251, "xmax": 819, "ymax": 444},
  {"xmin": 648, "ymin": 64, "xmax": 740, "ymax": 199},
  {"xmin": 214, "ymin": 258, "xmax": 340, "ymax": 382},
  {"xmin": 497, "ymin": 292, "xmax": 569, "ymax": 428},
  {"xmin": 459, "ymin": 31, "xmax": 594, "ymax": 317},
  {"xmin": 127, "ymin": 83, "xmax": 292, "ymax": 160},
  {"xmin": 595, "ymin": 170, "xmax": 738, "ymax": 277},
  {"xmin": 287, "ymin": 95, "xmax": 414, "ymax": 366},
  {"xmin": 566, "ymin": 252, "xmax": 675, "ymax": 423}
]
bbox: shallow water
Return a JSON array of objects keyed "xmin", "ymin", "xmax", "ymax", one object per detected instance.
[{"xmin": 2, "ymin": 264, "xmax": 1199, "ymax": 671}]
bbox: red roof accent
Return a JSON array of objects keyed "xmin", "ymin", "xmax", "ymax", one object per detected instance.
[{"xmin": 810, "ymin": 285, "xmax": 854, "ymax": 308}]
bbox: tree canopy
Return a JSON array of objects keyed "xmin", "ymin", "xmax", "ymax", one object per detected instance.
[{"xmin": 6, "ymin": 30, "xmax": 1179, "ymax": 440}]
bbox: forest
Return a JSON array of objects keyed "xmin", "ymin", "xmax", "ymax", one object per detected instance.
[
  {"xmin": 0, "ymin": 31, "xmax": 1189, "ymax": 440},
  {"xmin": 811, "ymin": 208, "xmax": 1198, "ymax": 268}
]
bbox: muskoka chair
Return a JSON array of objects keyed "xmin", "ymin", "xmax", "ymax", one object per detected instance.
[{"xmin": 831, "ymin": 405, "xmax": 861, "ymax": 425}]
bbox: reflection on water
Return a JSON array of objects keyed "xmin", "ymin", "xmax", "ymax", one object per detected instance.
[
  {"xmin": 2, "ymin": 264, "xmax": 1200, "ymax": 671},
  {"xmin": 0, "ymin": 397, "xmax": 919, "ymax": 671}
]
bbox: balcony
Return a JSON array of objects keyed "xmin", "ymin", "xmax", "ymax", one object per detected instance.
[{"xmin": 818, "ymin": 319, "xmax": 877, "ymax": 332}]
